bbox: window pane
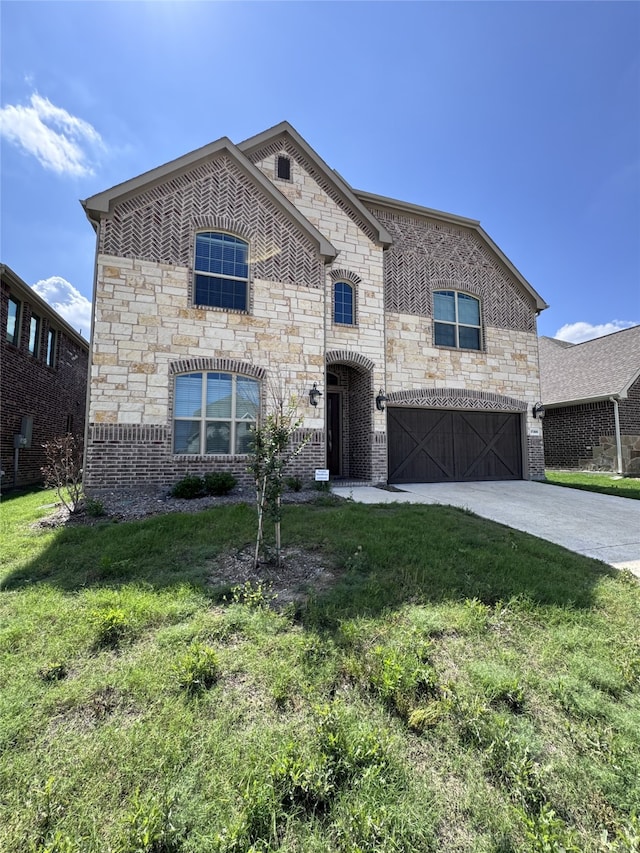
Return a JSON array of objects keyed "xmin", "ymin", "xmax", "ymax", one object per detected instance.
[
  {"xmin": 175, "ymin": 373, "xmax": 202, "ymax": 418},
  {"xmin": 334, "ymin": 282, "xmax": 354, "ymax": 324},
  {"xmin": 28, "ymin": 315, "xmax": 40, "ymax": 355},
  {"xmin": 236, "ymin": 377, "xmax": 260, "ymax": 419},
  {"xmin": 433, "ymin": 291, "xmax": 455, "ymax": 322},
  {"xmin": 235, "ymin": 421, "xmax": 254, "ymax": 454},
  {"xmin": 206, "ymin": 422, "xmax": 231, "ymax": 454},
  {"xmin": 195, "ymin": 274, "xmax": 247, "ymax": 311},
  {"xmin": 457, "ymin": 293, "xmax": 480, "ymax": 326},
  {"xmin": 47, "ymin": 329, "xmax": 56, "ymax": 366},
  {"xmin": 195, "ymin": 233, "xmax": 248, "ymax": 279},
  {"xmin": 7, "ymin": 298, "xmax": 19, "ymax": 343},
  {"xmin": 434, "ymin": 322, "xmax": 456, "ymax": 347},
  {"xmin": 174, "ymin": 420, "xmax": 201, "ymax": 454},
  {"xmin": 206, "ymin": 373, "xmax": 232, "ymax": 418},
  {"xmin": 459, "ymin": 326, "xmax": 481, "ymax": 350}
]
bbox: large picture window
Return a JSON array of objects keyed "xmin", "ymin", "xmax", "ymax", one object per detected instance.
[
  {"xmin": 174, "ymin": 372, "xmax": 260, "ymax": 455},
  {"xmin": 194, "ymin": 232, "xmax": 249, "ymax": 311},
  {"xmin": 433, "ymin": 290, "xmax": 481, "ymax": 350},
  {"xmin": 334, "ymin": 281, "xmax": 354, "ymax": 325}
]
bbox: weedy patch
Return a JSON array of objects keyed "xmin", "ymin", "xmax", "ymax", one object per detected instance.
[{"xmin": 174, "ymin": 641, "xmax": 220, "ymax": 695}]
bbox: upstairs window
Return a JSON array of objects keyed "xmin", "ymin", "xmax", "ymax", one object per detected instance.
[
  {"xmin": 6, "ymin": 296, "xmax": 20, "ymax": 344},
  {"xmin": 277, "ymin": 155, "xmax": 291, "ymax": 180},
  {"xmin": 46, "ymin": 328, "xmax": 57, "ymax": 367},
  {"xmin": 28, "ymin": 313, "xmax": 41, "ymax": 356},
  {"xmin": 433, "ymin": 290, "xmax": 481, "ymax": 350},
  {"xmin": 174, "ymin": 371, "xmax": 260, "ymax": 455},
  {"xmin": 334, "ymin": 281, "xmax": 354, "ymax": 325},
  {"xmin": 194, "ymin": 232, "xmax": 249, "ymax": 311}
]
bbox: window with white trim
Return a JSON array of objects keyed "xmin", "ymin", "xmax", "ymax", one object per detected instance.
[
  {"xmin": 173, "ymin": 372, "xmax": 260, "ymax": 455},
  {"xmin": 6, "ymin": 296, "xmax": 20, "ymax": 344},
  {"xmin": 194, "ymin": 232, "xmax": 249, "ymax": 311},
  {"xmin": 433, "ymin": 290, "xmax": 481, "ymax": 350},
  {"xmin": 333, "ymin": 281, "xmax": 354, "ymax": 325}
]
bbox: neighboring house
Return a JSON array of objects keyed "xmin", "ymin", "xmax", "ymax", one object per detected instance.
[
  {"xmin": 80, "ymin": 122, "xmax": 548, "ymax": 491},
  {"xmin": 539, "ymin": 327, "xmax": 640, "ymax": 474},
  {"xmin": 1, "ymin": 265, "xmax": 89, "ymax": 489}
]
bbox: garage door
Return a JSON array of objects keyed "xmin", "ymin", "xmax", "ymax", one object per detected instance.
[{"xmin": 388, "ymin": 408, "xmax": 523, "ymax": 483}]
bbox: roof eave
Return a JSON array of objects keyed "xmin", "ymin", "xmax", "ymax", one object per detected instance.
[
  {"xmin": 80, "ymin": 136, "xmax": 337, "ymax": 263},
  {"xmin": 543, "ymin": 393, "xmax": 624, "ymax": 408},
  {"xmin": 356, "ymin": 189, "xmax": 549, "ymax": 314},
  {"xmin": 0, "ymin": 264, "xmax": 90, "ymax": 349}
]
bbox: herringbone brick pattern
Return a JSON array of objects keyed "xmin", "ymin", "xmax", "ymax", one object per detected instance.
[
  {"xmin": 387, "ymin": 388, "xmax": 527, "ymax": 411},
  {"xmin": 371, "ymin": 207, "xmax": 536, "ymax": 332},
  {"xmin": 100, "ymin": 154, "xmax": 324, "ymax": 289}
]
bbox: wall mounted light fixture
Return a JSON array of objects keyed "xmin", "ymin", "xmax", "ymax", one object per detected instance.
[
  {"xmin": 375, "ymin": 389, "xmax": 387, "ymax": 411},
  {"xmin": 309, "ymin": 383, "xmax": 322, "ymax": 407},
  {"xmin": 532, "ymin": 401, "xmax": 546, "ymax": 420}
]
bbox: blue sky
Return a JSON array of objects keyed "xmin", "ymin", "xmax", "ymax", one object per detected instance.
[{"xmin": 1, "ymin": 0, "xmax": 639, "ymax": 343}]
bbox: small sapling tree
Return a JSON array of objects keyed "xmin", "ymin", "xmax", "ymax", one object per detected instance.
[
  {"xmin": 41, "ymin": 433, "xmax": 84, "ymax": 513},
  {"xmin": 248, "ymin": 381, "xmax": 308, "ymax": 569}
]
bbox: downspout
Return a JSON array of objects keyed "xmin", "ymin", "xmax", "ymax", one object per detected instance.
[{"xmin": 610, "ymin": 396, "xmax": 623, "ymax": 475}]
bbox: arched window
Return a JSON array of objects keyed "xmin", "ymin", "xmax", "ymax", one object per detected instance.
[
  {"xmin": 333, "ymin": 281, "xmax": 354, "ymax": 325},
  {"xmin": 174, "ymin": 372, "xmax": 260, "ymax": 455},
  {"xmin": 194, "ymin": 232, "xmax": 249, "ymax": 311},
  {"xmin": 433, "ymin": 290, "xmax": 481, "ymax": 350}
]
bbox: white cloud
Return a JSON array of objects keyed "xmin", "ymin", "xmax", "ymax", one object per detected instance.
[
  {"xmin": 554, "ymin": 320, "xmax": 637, "ymax": 344},
  {"xmin": 32, "ymin": 277, "xmax": 92, "ymax": 338},
  {"xmin": 0, "ymin": 93, "xmax": 103, "ymax": 176}
]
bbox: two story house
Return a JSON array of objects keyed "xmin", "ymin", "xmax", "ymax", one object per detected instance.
[
  {"xmin": 1, "ymin": 264, "xmax": 89, "ymax": 489},
  {"xmin": 81, "ymin": 122, "xmax": 547, "ymax": 491}
]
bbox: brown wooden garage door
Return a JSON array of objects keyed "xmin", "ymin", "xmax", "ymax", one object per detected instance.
[{"xmin": 388, "ymin": 408, "xmax": 523, "ymax": 483}]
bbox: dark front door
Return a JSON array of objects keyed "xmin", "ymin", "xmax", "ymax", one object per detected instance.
[
  {"xmin": 388, "ymin": 408, "xmax": 522, "ymax": 483},
  {"xmin": 327, "ymin": 392, "xmax": 341, "ymax": 476}
]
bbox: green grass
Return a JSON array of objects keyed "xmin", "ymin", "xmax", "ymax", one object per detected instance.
[
  {"xmin": 545, "ymin": 470, "xmax": 640, "ymax": 500},
  {"xmin": 1, "ymin": 489, "xmax": 639, "ymax": 852}
]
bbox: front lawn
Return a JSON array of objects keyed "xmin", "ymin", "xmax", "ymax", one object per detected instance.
[
  {"xmin": 1, "ymin": 490, "xmax": 639, "ymax": 852},
  {"xmin": 545, "ymin": 470, "xmax": 640, "ymax": 500}
]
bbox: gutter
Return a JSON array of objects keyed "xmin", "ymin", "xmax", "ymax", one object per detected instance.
[{"xmin": 610, "ymin": 397, "xmax": 623, "ymax": 475}]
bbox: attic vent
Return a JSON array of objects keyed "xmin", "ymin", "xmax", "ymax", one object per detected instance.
[{"xmin": 277, "ymin": 155, "xmax": 291, "ymax": 181}]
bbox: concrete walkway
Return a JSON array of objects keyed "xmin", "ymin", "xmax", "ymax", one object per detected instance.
[{"xmin": 332, "ymin": 480, "xmax": 640, "ymax": 576}]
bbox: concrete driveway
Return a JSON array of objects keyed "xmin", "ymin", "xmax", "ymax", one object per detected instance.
[{"xmin": 332, "ymin": 480, "xmax": 640, "ymax": 576}]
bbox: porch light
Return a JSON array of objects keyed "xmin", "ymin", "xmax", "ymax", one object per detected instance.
[
  {"xmin": 376, "ymin": 389, "xmax": 387, "ymax": 411},
  {"xmin": 309, "ymin": 382, "xmax": 322, "ymax": 407},
  {"xmin": 532, "ymin": 401, "xmax": 546, "ymax": 419}
]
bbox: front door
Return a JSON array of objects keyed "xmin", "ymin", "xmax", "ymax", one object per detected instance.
[{"xmin": 327, "ymin": 392, "xmax": 341, "ymax": 476}]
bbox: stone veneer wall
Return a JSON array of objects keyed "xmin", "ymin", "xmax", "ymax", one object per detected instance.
[{"xmin": 85, "ymin": 255, "xmax": 327, "ymax": 489}]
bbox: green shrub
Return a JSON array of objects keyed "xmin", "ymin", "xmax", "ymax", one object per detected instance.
[
  {"xmin": 203, "ymin": 471, "xmax": 238, "ymax": 496},
  {"xmin": 170, "ymin": 475, "xmax": 205, "ymax": 499},
  {"xmin": 285, "ymin": 476, "xmax": 303, "ymax": 492},
  {"xmin": 84, "ymin": 497, "xmax": 105, "ymax": 517}
]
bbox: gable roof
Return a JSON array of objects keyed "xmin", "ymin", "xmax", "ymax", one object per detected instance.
[
  {"xmin": 539, "ymin": 325, "xmax": 640, "ymax": 406},
  {"xmin": 81, "ymin": 136, "xmax": 337, "ymax": 263},
  {"xmin": 356, "ymin": 189, "xmax": 548, "ymax": 313},
  {"xmin": 238, "ymin": 121, "xmax": 393, "ymax": 248}
]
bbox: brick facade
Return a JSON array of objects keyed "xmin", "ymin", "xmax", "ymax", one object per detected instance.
[
  {"xmin": 82, "ymin": 124, "xmax": 546, "ymax": 491},
  {"xmin": 543, "ymin": 376, "xmax": 640, "ymax": 474},
  {"xmin": 1, "ymin": 266, "xmax": 89, "ymax": 490}
]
